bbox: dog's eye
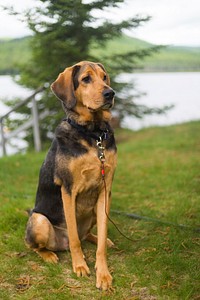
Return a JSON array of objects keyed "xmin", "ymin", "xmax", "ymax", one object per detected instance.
[
  {"xmin": 82, "ymin": 75, "xmax": 91, "ymax": 83},
  {"xmin": 103, "ymin": 75, "xmax": 107, "ymax": 81}
]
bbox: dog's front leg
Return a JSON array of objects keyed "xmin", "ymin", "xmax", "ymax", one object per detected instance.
[
  {"xmin": 61, "ymin": 186, "xmax": 90, "ymax": 277},
  {"xmin": 95, "ymin": 189, "xmax": 112, "ymax": 290}
]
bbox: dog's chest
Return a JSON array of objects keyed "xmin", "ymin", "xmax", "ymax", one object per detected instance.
[
  {"xmin": 72, "ymin": 146, "xmax": 116, "ymax": 224},
  {"xmin": 69, "ymin": 145, "xmax": 116, "ymax": 192}
]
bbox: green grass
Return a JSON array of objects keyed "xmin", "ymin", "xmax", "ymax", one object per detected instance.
[{"xmin": 0, "ymin": 121, "xmax": 200, "ymax": 299}]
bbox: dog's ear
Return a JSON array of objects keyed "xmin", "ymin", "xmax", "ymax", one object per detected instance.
[
  {"xmin": 97, "ymin": 63, "xmax": 110, "ymax": 86},
  {"xmin": 51, "ymin": 65, "xmax": 80, "ymax": 109}
]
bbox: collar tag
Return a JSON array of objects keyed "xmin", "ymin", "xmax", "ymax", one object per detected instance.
[{"xmin": 103, "ymin": 129, "xmax": 108, "ymax": 140}]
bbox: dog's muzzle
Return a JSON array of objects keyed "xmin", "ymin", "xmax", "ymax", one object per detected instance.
[
  {"xmin": 88, "ymin": 88, "xmax": 115, "ymax": 112},
  {"xmin": 101, "ymin": 88, "xmax": 115, "ymax": 110}
]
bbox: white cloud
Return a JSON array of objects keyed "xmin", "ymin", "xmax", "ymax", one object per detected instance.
[
  {"xmin": 0, "ymin": 0, "xmax": 35, "ymax": 38},
  {"xmin": 0, "ymin": 12, "xmax": 31, "ymax": 38},
  {"xmin": 124, "ymin": 0, "xmax": 200, "ymax": 46},
  {"xmin": 0, "ymin": 0, "xmax": 200, "ymax": 46}
]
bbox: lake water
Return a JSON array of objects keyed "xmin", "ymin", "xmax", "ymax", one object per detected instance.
[
  {"xmin": 0, "ymin": 73, "xmax": 200, "ymax": 155},
  {"xmin": 122, "ymin": 72, "xmax": 200, "ymax": 130},
  {"xmin": 0, "ymin": 75, "xmax": 31, "ymax": 114},
  {"xmin": 0, "ymin": 76, "xmax": 31, "ymax": 156}
]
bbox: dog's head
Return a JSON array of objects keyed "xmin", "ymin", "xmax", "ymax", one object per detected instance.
[{"xmin": 51, "ymin": 61, "xmax": 115, "ymax": 113}]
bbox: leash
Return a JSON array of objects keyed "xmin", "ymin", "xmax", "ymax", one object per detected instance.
[
  {"xmin": 111, "ymin": 210, "xmax": 200, "ymax": 233},
  {"xmin": 96, "ymin": 137, "xmax": 200, "ymax": 240},
  {"xmin": 96, "ymin": 134, "xmax": 136, "ymax": 242},
  {"xmin": 101, "ymin": 172, "xmax": 136, "ymax": 242}
]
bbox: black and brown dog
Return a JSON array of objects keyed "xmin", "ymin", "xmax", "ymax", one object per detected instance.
[{"xmin": 25, "ymin": 61, "xmax": 117, "ymax": 290}]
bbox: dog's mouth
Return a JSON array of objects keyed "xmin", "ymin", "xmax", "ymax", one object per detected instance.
[
  {"xmin": 101, "ymin": 102, "xmax": 113, "ymax": 110},
  {"xmin": 88, "ymin": 101, "xmax": 113, "ymax": 112}
]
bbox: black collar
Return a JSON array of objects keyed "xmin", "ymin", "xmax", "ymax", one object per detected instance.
[{"xmin": 66, "ymin": 118, "xmax": 109, "ymax": 141}]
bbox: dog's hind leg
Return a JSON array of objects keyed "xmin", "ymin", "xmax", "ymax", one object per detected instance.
[
  {"xmin": 86, "ymin": 233, "xmax": 115, "ymax": 248},
  {"xmin": 25, "ymin": 213, "xmax": 59, "ymax": 263}
]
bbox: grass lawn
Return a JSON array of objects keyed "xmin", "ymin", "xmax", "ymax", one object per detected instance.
[{"xmin": 0, "ymin": 121, "xmax": 200, "ymax": 299}]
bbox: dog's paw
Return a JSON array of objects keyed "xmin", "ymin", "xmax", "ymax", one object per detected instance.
[
  {"xmin": 96, "ymin": 271, "xmax": 113, "ymax": 290},
  {"xmin": 95, "ymin": 265, "xmax": 113, "ymax": 291},
  {"xmin": 73, "ymin": 261, "xmax": 91, "ymax": 277},
  {"xmin": 35, "ymin": 249, "xmax": 59, "ymax": 264}
]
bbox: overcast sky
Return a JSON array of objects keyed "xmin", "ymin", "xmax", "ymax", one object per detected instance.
[{"xmin": 0, "ymin": 0, "xmax": 200, "ymax": 46}]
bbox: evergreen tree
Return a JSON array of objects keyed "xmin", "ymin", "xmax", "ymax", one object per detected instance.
[{"xmin": 4, "ymin": 0, "xmax": 169, "ymax": 145}]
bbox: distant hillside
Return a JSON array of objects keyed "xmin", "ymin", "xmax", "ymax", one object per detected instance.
[
  {"xmin": 0, "ymin": 37, "xmax": 31, "ymax": 75},
  {"xmin": 92, "ymin": 35, "xmax": 200, "ymax": 72},
  {"xmin": 144, "ymin": 45, "xmax": 200, "ymax": 72},
  {"xmin": 0, "ymin": 35, "xmax": 200, "ymax": 74},
  {"xmin": 91, "ymin": 34, "xmax": 151, "ymax": 56}
]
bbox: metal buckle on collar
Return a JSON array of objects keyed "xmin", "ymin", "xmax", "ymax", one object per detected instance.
[
  {"xmin": 96, "ymin": 136, "xmax": 106, "ymax": 178},
  {"xmin": 96, "ymin": 129, "xmax": 109, "ymax": 162},
  {"xmin": 96, "ymin": 136, "xmax": 105, "ymax": 162}
]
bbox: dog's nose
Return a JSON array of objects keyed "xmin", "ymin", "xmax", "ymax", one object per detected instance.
[{"xmin": 103, "ymin": 89, "xmax": 115, "ymax": 101}]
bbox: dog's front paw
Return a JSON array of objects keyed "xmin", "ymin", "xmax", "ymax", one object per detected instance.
[
  {"xmin": 73, "ymin": 260, "xmax": 91, "ymax": 277},
  {"xmin": 95, "ymin": 266, "xmax": 113, "ymax": 290}
]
